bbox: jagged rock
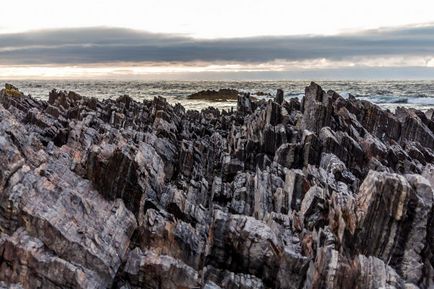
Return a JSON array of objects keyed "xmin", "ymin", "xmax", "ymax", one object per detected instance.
[
  {"xmin": 222, "ymin": 154, "xmax": 245, "ymax": 180},
  {"xmin": 48, "ymin": 89, "xmax": 82, "ymax": 110},
  {"xmin": 206, "ymin": 210, "xmax": 309, "ymax": 289},
  {"xmin": 0, "ymin": 229, "xmax": 105, "ymax": 289},
  {"xmin": 301, "ymin": 82, "xmax": 333, "ymax": 133},
  {"xmin": 304, "ymin": 247, "xmax": 409, "ymax": 289},
  {"xmin": 0, "ymin": 82, "xmax": 433, "ymax": 289},
  {"xmin": 354, "ymin": 171, "xmax": 433, "ymax": 285},
  {"xmin": 134, "ymin": 208, "xmax": 207, "ymax": 270},
  {"xmin": 160, "ymin": 185, "xmax": 207, "ymax": 226},
  {"xmin": 283, "ymin": 169, "xmax": 306, "ymax": 213},
  {"xmin": 0, "ymin": 156, "xmax": 137, "ymax": 285},
  {"xmin": 275, "ymin": 89, "xmax": 284, "ymax": 104},
  {"xmin": 302, "ymin": 130, "xmax": 322, "ymax": 166},
  {"xmin": 262, "ymin": 124, "xmax": 287, "ymax": 155},
  {"xmin": 238, "ymin": 93, "xmax": 255, "ymax": 114},
  {"xmin": 396, "ymin": 107, "xmax": 434, "ymax": 148},
  {"xmin": 265, "ymin": 100, "xmax": 282, "ymax": 126},
  {"xmin": 346, "ymin": 98, "xmax": 402, "ymax": 142},
  {"xmin": 121, "ymin": 248, "xmax": 200, "ymax": 289},
  {"xmin": 300, "ymin": 185, "xmax": 328, "ymax": 230},
  {"xmin": 86, "ymin": 141, "xmax": 165, "ymax": 220},
  {"xmin": 425, "ymin": 108, "xmax": 434, "ymax": 121},
  {"xmin": 204, "ymin": 266, "xmax": 266, "ymax": 289},
  {"xmin": 0, "ymin": 134, "xmax": 25, "ymax": 190},
  {"xmin": 0, "ymin": 84, "xmax": 24, "ymax": 98},
  {"xmin": 274, "ymin": 143, "xmax": 303, "ymax": 168}
]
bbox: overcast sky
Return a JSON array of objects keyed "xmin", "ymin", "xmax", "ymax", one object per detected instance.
[{"xmin": 1, "ymin": 0, "xmax": 434, "ymax": 79}]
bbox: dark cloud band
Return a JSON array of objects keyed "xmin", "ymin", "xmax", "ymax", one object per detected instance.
[{"xmin": 0, "ymin": 25, "xmax": 433, "ymax": 65}]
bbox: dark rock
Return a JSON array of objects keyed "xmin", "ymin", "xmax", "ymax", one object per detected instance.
[
  {"xmin": 134, "ymin": 208, "xmax": 207, "ymax": 270},
  {"xmin": 121, "ymin": 248, "xmax": 200, "ymax": 289},
  {"xmin": 275, "ymin": 89, "xmax": 284, "ymax": 104},
  {"xmin": 237, "ymin": 93, "xmax": 255, "ymax": 113},
  {"xmin": 301, "ymin": 82, "xmax": 333, "ymax": 133},
  {"xmin": 206, "ymin": 210, "xmax": 309, "ymax": 289},
  {"xmin": 396, "ymin": 107, "xmax": 434, "ymax": 148},
  {"xmin": 274, "ymin": 143, "xmax": 303, "ymax": 168},
  {"xmin": 0, "ymin": 229, "xmax": 106, "ymax": 289},
  {"xmin": 305, "ymin": 247, "xmax": 408, "ymax": 289},
  {"xmin": 425, "ymin": 108, "xmax": 434, "ymax": 121},
  {"xmin": 353, "ymin": 171, "xmax": 433, "ymax": 284},
  {"xmin": 188, "ymin": 89, "xmax": 240, "ymax": 101},
  {"xmin": 0, "ymin": 82, "xmax": 433, "ymax": 289}
]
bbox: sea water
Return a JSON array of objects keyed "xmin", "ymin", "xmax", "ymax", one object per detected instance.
[{"xmin": 7, "ymin": 80, "xmax": 434, "ymax": 111}]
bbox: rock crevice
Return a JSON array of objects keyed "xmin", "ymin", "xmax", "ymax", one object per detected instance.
[{"xmin": 0, "ymin": 82, "xmax": 433, "ymax": 289}]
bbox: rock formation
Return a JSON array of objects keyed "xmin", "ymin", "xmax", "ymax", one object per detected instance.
[
  {"xmin": 187, "ymin": 89, "xmax": 240, "ymax": 101},
  {"xmin": 0, "ymin": 82, "xmax": 433, "ymax": 289}
]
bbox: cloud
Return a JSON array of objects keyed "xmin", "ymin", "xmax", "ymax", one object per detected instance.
[{"xmin": 0, "ymin": 25, "xmax": 433, "ymax": 66}]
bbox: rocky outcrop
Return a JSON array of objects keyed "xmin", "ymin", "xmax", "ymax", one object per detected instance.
[
  {"xmin": 354, "ymin": 171, "xmax": 433, "ymax": 284},
  {"xmin": 0, "ymin": 84, "xmax": 25, "ymax": 98},
  {"xmin": 187, "ymin": 89, "xmax": 240, "ymax": 101},
  {"xmin": 205, "ymin": 210, "xmax": 309, "ymax": 289},
  {"xmin": 0, "ymin": 82, "xmax": 433, "ymax": 288}
]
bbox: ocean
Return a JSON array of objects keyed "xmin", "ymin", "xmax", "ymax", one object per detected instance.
[{"xmin": 7, "ymin": 80, "xmax": 434, "ymax": 111}]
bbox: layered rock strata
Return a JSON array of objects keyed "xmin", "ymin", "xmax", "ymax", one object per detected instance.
[{"xmin": 0, "ymin": 82, "xmax": 433, "ymax": 289}]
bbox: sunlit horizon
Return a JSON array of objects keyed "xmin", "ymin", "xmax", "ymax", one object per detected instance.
[
  {"xmin": 1, "ymin": 1, "xmax": 434, "ymax": 79},
  {"xmin": 2, "ymin": 54, "xmax": 434, "ymax": 80}
]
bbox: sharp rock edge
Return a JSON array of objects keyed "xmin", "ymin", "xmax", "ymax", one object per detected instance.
[{"xmin": 0, "ymin": 82, "xmax": 433, "ymax": 289}]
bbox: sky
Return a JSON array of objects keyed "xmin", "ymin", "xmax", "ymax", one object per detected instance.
[{"xmin": 1, "ymin": 0, "xmax": 434, "ymax": 79}]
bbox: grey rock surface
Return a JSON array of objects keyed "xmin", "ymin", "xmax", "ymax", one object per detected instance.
[{"xmin": 0, "ymin": 82, "xmax": 433, "ymax": 288}]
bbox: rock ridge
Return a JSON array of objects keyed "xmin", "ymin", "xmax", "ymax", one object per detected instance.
[{"xmin": 0, "ymin": 82, "xmax": 433, "ymax": 288}]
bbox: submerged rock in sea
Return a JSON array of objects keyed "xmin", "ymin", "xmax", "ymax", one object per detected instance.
[
  {"xmin": 0, "ymin": 81, "xmax": 433, "ymax": 289},
  {"xmin": 187, "ymin": 88, "xmax": 240, "ymax": 101}
]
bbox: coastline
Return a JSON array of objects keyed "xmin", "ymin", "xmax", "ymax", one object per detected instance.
[
  {"xmin": 5, "ymin": 79, "xmax": 434, "ymax": 112},
  {"xmin": 0, "ymin": 82, "xmax": 433, "ymax": 288}
]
